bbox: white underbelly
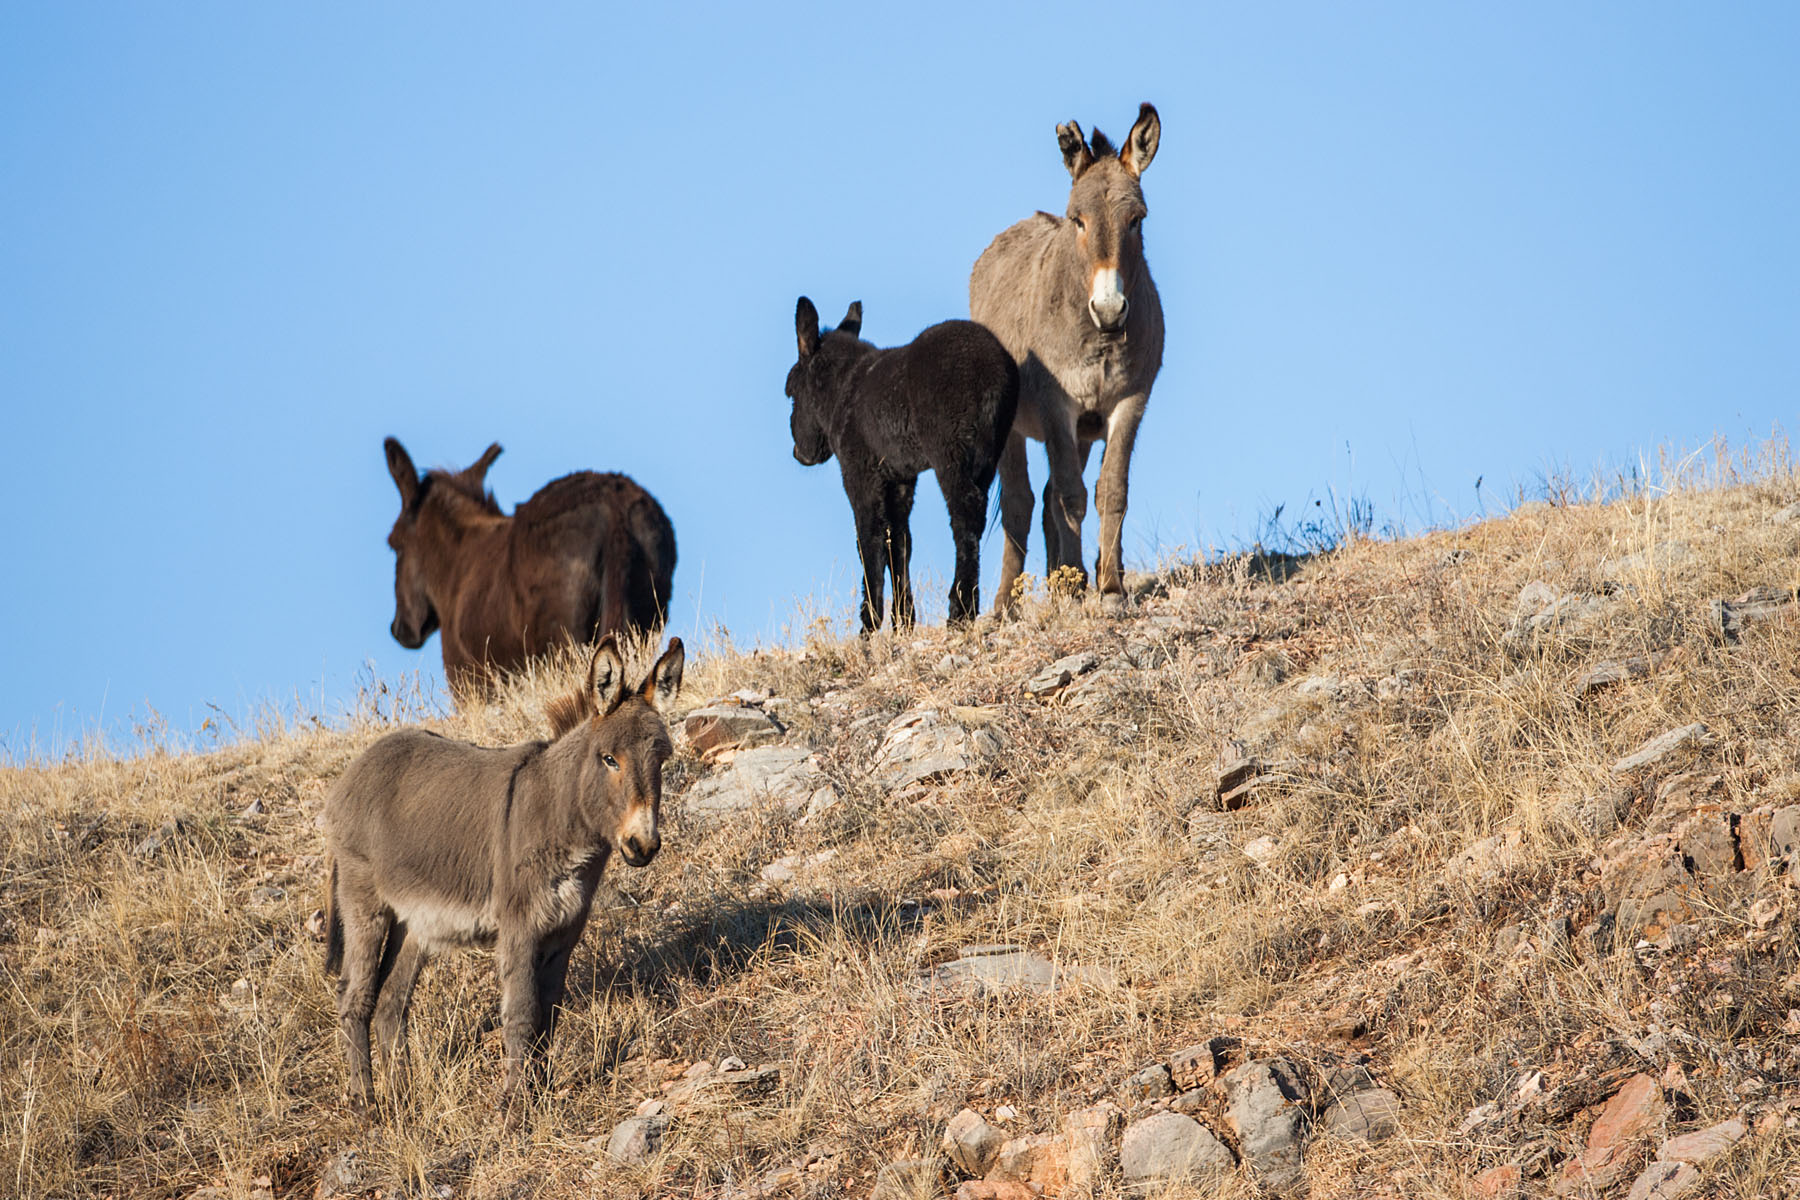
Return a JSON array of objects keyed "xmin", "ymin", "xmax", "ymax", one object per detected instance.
[{"xmin": 391, "ymin": 893, "xmax": 498, "ymax": 951}]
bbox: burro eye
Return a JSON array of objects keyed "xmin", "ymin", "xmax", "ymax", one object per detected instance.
[
  {"xmin": 602, "ymin": 753, "xmax": 619, "ymax": 769},
  {"xmin": 1072, "ymin": 215, "xmax": 1086, "ymax": 232}
]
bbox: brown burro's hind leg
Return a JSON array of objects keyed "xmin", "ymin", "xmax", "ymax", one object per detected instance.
[
  {"xmin": 370, "ymin": 927, "xmax": 427, "ymax": 1098},
  {"xmin": 334, "ymin": 898, "xmax": 394, "ymax": 1111}
]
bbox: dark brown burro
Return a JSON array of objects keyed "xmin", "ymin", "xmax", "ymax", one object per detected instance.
[
  {"xmin": 383, "ymin": 437, "xmax": 676, "ymax": 694},
  {"xmin": 785, "ymin": 297, "xmax": 1019, "ymax": 632},
  {"xmin": 323, "ymin": 636, "xmax": 683, "ymax": 1120},
  {"xmin": 971, "ymin": 103, "xmax": 1164, "ymax": 611}
]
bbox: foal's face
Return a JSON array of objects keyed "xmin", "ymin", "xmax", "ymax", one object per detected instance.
[
  {"xmin": 580, "ymin": 702, "xmax": 672, "ymax": 867},
  {"xmin": 785, "ymin": 360, "xmax": 833, "ymax": 467}
]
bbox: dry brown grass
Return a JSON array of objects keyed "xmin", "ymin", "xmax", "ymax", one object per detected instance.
[{"xmin": 8, "ymin": 441, "xmax": 1800, "ymax": 1198}]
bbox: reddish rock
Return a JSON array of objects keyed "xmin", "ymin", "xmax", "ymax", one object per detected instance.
[
  {"xmin": 988, "ymin": 1134, "xmax": 1067, "ymax": 1192},
  {"xmin": 1657, "ymin": 1116, "xmax": 1745, "ymax": 1164},
  {"xmin": 942, "ymin": 1108, "xmax": 1005, "ymax": 1177},
  {"xmin": 1591, "ymin": 1074, "xmax": 1666, "ymax": 1150},
  {"xmin": 1465, "ymin": 1163, "xmax": 1521, "ymax": 1199},
  {"xmin": 954, "ymin": 1182, "xmax": 1039, "ymax": 1200},
  {"xmin": 1625, "ymin": 1160, "xmax": 1700, "ymax": 1200}
]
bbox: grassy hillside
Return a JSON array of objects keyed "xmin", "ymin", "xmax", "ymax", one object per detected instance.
[{"xmin": 7, "ymin": 445, "xmax": 1800, "ymax": 1199}]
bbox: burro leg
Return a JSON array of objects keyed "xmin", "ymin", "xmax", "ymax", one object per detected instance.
[
  {"xmin": 1094, "ymin": 395, "xmax": 1147, "ymax": 597},
  {"xmin": 1041, "ymin": 409, "xmax": 1088, "ymax": 592},
  {"xmin": 993, "ymin": 431, "xmax": 1033, "ymax": 615}
]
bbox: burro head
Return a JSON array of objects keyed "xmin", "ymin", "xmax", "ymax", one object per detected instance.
[
  {"xmin": 382, "ymin": 436, "xmax": 502, "ymax": 649},
  {"xmin": 1056, "ymin": 103, "xmax": 1160, "ymax": 335},
  {"xmin": 784, "ymin": 295, "xmax": 864, "ymax": 466},
  {"xmin": 551, "ymin": 636, "xmax": 685, "ymax": 868}
]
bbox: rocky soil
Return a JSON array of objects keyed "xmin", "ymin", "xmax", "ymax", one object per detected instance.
[{"xmin": 8, "ymin": 464, "xmax": 1800, "ymax": 1198}]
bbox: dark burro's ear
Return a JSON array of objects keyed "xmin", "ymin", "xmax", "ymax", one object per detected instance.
[
  {"xmin": 1121, "ymin": 102, "xmax": 1160, "ymax": 178},
  {"xmin": 795, "ymin": 296, "xmax": 821, "ymax": 358},
  {"xmin": 385, "ymin": 437, "xmax": 419, "ymax": 508},
  {"xmin": 462, "ymin": 442, "xmax": 502, "ymax": 488},
  {"xmin": 837, "ymin": 300, "xmax": 863, "ymax": 338},
  {"xmin": 1056, "ymin": 119, "xmax": 1095, "ymax": 179},
  {"xmin": 640, "ymin": 636, "xmax": 684, "ymax": 708},
  {"xmin": 589, "ymin": 636, "xmax": 628, "ymax": 713}
]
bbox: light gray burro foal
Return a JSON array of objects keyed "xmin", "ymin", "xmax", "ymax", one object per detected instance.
[
  {"xmin": 323, "ymin": 636, "xmax": 683, "ymax": 1117},
  {"xmin": 971, "ymin": 102, "xmax": 1164, "ymax": 611}
]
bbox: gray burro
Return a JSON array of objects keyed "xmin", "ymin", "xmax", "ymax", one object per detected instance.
[{"xmin": 322, "ymin": 636, "xmax": 684, "ymax": 1119}]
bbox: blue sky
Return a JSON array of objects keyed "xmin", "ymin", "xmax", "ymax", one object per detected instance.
[{"xmin": 3, "ymin": 4, "xmax": 1797, "ymax": 757}]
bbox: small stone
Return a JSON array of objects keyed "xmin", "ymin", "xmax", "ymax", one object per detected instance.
[
  {"xmin": 250, "ymin": 885, "xmax": 285, "ymax": 903},
  {"xmin": 1026, "ymin": 651, "xmax": 1098, "ymax": 697},
  {"xmin": 952, "ymin": 1182, "xmax": 1037, "ymax": 1200},
  {"xmin": 717, "ymin": 1055, "xmax": 746, "ymax": 1073},
  {"xmin": 1119, "ymin": 1111, "xmax": 1235, "ymax": 1189},
  {"xmin": 1750, "ymin": 898, "xmax": 1781, "ymax": 930},
  {"xmin": 989, "ymin": 1134, "xmax": 1067, "ymax": 1191},
  {"xmin": 993, "ymin": 1104, "xmax": 1018, "ymax": 1123},
  {"xmin": 1656, "ymin": 1116, "xmax": 1745, "ymax": 1164},
  {"xmin": 1321, "ymin": 1087, "xmax": 1400, "ymax": 1143},
  {"xmin": 305, "ymin": 909, "xmax": 328, "ymax": 938},
  {"xmin": 1467, "ymin": 1162, "xmax": 1522, "ymax": 1198},
  {"xmin": 239, "ymin": 797, "xmax": 266, "ymax": 817},
  {"xmin": 133, "ymin": 819, "xmax": 180, "ymax": 858},
  {"xmin": 1064, "ymin": 1103, "xmax": 1122, "ymax": 1189},
  {"xmin": 1612, "ymin": 724, "xmax": 1711, "ymax": 774},
  {"xmin": 635, "ymin": 1098, "xmax": 666, "ymax": 1117},
  {"xmin": 1121, "ymin": 1063, "xmax": 1175, "ymax": 1102},
  {"xmin": 682, "ymin": 702, "xmax": 784, "ymax": 755},
  {"xmin": 1625, "ymin": 1160, "xmax": 1700, "ymax": 1200},
  {"xmin": 605, "ymin": 1114, "xmax": 668, "ymax": 1164},
  {"xmin": 942, "ymin": 1108, "xmax": 1005, "ymax": 1176},
  {"xmin": 1243, "ymin": 835, "xmax": 1281, "ymax": 865},
  {"xmin": 1223, "ymin": 1059, "xmax": 1309, "ymax": 1191},
  {"xmin": 1169, "ymin": 1037, "xmax": 1238, "ymax": 1090},
  {"xmin": 229, "ymin": 978, "xmax": 253, "ymax": 1002}
]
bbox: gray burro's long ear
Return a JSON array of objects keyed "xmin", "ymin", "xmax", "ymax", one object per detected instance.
[
  {"xmin": 838, "ymin": 300, "xmax": 862, "ymax": 339},
  {"xmin": 1057, "ymin": 119, "xmax": 1095, "ymax": 179},
  {"xmin": 384, "ymin": 436, "xmax": 419, "ymax": 508},
  {"xmin": 589, "ymin": 635, "xmax": 628, "ymax": 713},
  {"xmin": 795, "ymin": 296, "xmax": 821, "ymax": 358},
  {"xmin": 639, "ymin": 636, "xmax": 685, "ymax": 708},
  {"xmin": 1121, "ymin": 102, "xmax": 1160, "ymax": 178}
]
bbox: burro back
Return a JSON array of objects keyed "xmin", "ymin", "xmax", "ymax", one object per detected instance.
[
  {"xmin": 322, "ymin": 635, "xmax": 684, "ymax": 1121},
  {"xmin": 970, "ymin": 102, "xmax": 1165, "ymax": 611}
]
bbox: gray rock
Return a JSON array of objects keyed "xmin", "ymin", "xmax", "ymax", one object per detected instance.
[
  {"xmin": 1505, "ymin": 587, "xmax": 1612, "ymax": 647},
  {"xmin": 681, "ymin": 702, "xmax": 784, "ymax": 754},
  {"xmin": 1772, "ymin": 502, "xmax": 1800, "ymax": 525},
  {"xmin": 1713, "ymin": 586, "xmax": 1797, "ymax": 642},
  {"xmin": 759, "ymin": 848, "xmax": 836, "ymax": 886},
  {"xmin": 927, "ymin": 944, "xmax": 1112, "ymax": 996},
  {"xmin": 1321, "ymin": 1087, "xmax": 1400, "ymax": 1143},
  {"xmin": 1223, "ymin": 1059, "xmax": 1310, "ymax": 1192},
  {"xmin": 1122, "ymin": 1063, "xmax": 1175, "ymax": 1102},
  {"xmin": 869, "ymin": 1158, "xmax": 942, "ymax": 1200},
  {"xmin": 683, "ymin": 744, "xmax": 821, "ymax": 817},
  {"xmin": 1119, "ymin": 1111, "xmax": 1235, "ymax": 1190},
  {"xmin": 941, "ymin": 1108, "xmax": 1004, "ymax": 1176},
  {"xmin": 1612, "ymin": 723, "xmax": 1711, "ymax": 774},
  {"xmin": 1574, "ymin": 655, "xmax": 1663, "ymax": 698},
  {"xmin": 875, "ymin": 708, "xmax": 1003, "ymax": 788},
  {"xmin": 1026, "ymin": 650, "xmax": 1099, "ymax": 697},
  {"xmin": 605, "ymin": 1114, "xmax": 668, "ymax": 1164}
]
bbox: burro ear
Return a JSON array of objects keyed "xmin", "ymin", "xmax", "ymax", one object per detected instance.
[
  {"xmin": 588, "ymin": 635, "xmax": 628, "ymax": 713},
  {"xmin": 463, "ymin": 442, "xmax": 503, "ymax": 487},
  {"xmin": 1121, "ymin": 102, "xmax": 1160, "ymax": 178},
  {"xmin": 384, "ymin": 437, "xmax": 419, "ymax": 508},
  {"xmin": 795, "ymin": 296, "xmax": 821, "ymax": 358},
  {"xmin": 838, "ymin": 300, "xmax": 862, "ymax": 339},
  {"xmin": 640, "ymin": 637, "xmax": 685, "ymax": 708},
  {"xmin": 1057, "ymin": 119, "xmax": 1095, "ymax": 179}
]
